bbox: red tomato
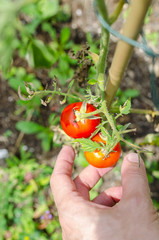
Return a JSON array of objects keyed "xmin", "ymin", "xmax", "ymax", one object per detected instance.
[
  {"xmin": 61, "ymin": 102, "xmax": 100, "ymax": 138},
  {"xmin": 84, "ymin": 133, "xmax": 121, "ymax": 168}
]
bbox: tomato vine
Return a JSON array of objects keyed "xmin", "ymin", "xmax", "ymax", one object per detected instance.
[{"xmin": 18, "ymin": 0, "xmax": 159, "ymax": 168}]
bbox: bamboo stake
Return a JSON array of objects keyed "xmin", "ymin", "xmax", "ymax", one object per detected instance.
[{"xmin": 105, "ymin": 0, "xmax": 152, "ymax": 108}]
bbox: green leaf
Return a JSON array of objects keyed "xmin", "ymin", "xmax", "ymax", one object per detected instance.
[
  {"xmin": 37, "ymin": 131, "xmax": 53, "ymax": 152},
  {"xmin": 49, "ymin": 113, "xmax": 60, "ymax": 126},
  {"xmin": 60, "ymin": 27, "xmax": 70, "ymax": 45},
  {"xmin": 75, "ymin": 139, "xmax": 101, "ymax": 152},
  {"xmin": 29, "ymin": 39, "xmax": 56, "ymax": 68},
  {"xmin": 16, "ymin": 121, "xmax": 44, "ymax": 134},
  {"xmin": 37, "ymin": 0, "xmax": 59, "ymax": 19},
  {"xmin": 42, "ymin": 22, "xmax": 57, "ymax": 40},
  {"xmin": 41, "ymin": 137, "xmax": 52, "ymax": 152},
  {"xmin": 120, "ymin": 98, "xmax": 131, "ymax": 115},
  {"xmin": 37, "ymin": 176, "xmax": 50, "ymax": 186},
  {"xmin": 0, "ymin": 0, "xmax": 22, "ymax": 70},
  {"xmin": 147, "ymin": 173, "xmax": 153, "ymax": 184},
  {"xmin": 33, "ymin": 204, "xmax": 48, "ymax": 219},
  {"xmin": 68, "ymin": 79, "xmax": 74, "ymax": 91},
  {"xmin": 117, "ymin": 123, "xmax": 131, "ymax": 132},
  {"xmin": 90, "ymin": 178, "xmax": 103, "ymax": 201},
  {"xmin": 124, "ymin": 89, "xmax": 140, "ymax": 98},
  {"xmin": 142, "ymin": 133, "xmax": 159, "ymax": 146},
  {"xmin": 22, "ymin": 179, "xmax": 38, "ymax": 197},
  {"xmin": 87, "ymin": 79, "xmax": 97, "ymax": 85},
  {"xmin": 100, "ymin": 127, "xmax": 112, "ymax": 142},
  {"xmin": 152, "ymin": 171, "xmax": 159, "ymax": 179},
  {"xmin": 50, "ymin": 55, "xmax": 74, "ymax": 85},
  {"xmin": 74, "ymin": 150, "xmax": 89, "ymax": 168}
]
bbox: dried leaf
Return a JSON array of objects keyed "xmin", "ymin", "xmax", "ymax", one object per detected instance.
[
  {"xmin": 24, "ymin": 82, "xmax": 34, "ymax": 95},
  {"xmin": 18, "ymin": 86, "xmax": 30, "ymax": 101},
  {"xmin": 41, "ymin": 99, "xmax": 47, "ymax": 106}
]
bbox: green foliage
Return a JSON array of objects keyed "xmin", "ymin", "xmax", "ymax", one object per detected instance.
[
  {"xmin": 89, "ymin": 178, "xmax": 103, "ymax": 200},
  {"xmin": 0, "ymin": 0, "xmax": 100, "ymax": 156},
  {"xmin": 144, "ymin": 6, "xmax": 153, "ymax": 24},
  {"xmin": 75, "ymin": 139, "xmax": 101, "ymax": 152},
  {"xmin": 141, "ymin": 133, "xmax": 159, "ymax": 146},
  {"xmin": 0, "ymin": 0, "xmax": 71, "ymax": 71},
  {"xmin": 16, "ymin": 120, "xmax": 55, "ymax": 152},
  {"xmin": 49, "ymin": 54, "xmax": 75, "ymax": 85},
  {"xmin": 0, "ymin": 147, "xmax": 62, "ymax": 240},
  {"xmin": 119, "ymin": 98, "xmax": 131, "ymax": 115},
  {"xmin": 37, "ymin": 0, "xmax": 59, "ymax": 20},
  {"xmin": 74, "ymin": 150, "xmax": 89, "ymax": 168},
  {"xmin": 29, "ymin": 39, "xmax": 56, "ymax": 68},
  {"xmin": 145, "ymin": 31, "xmax": 159, "ymax": 47},
  {"xmin": 0, "ymin": 0, "xmax": 23, "ymax": 70},
  {"xmin": 116, "ymin": 88, "xmax": 140, "ymax": 105},
  {"xmin": 16, "ymin": 121, "xmax": 44, "ymax": 134},
  {"xmin": 86, "ymin": 32, "xmax": 100, "ymax": 53},
  {"xmin": 6, "ymin": 66, "xmax": 42, "ymax": 94},
  {"xmin": 145, "ymin": 158, "xmax": 159, "ymax": 211}
]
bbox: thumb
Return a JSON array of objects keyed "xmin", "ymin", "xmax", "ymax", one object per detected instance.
[{"xmin": 121, "ymin": 153, "xmax": 150, "ymax": 199}]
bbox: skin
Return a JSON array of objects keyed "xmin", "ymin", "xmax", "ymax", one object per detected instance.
[{"xmin": 50, "ymin": 146, "xmax": 159, "ymax": 240}]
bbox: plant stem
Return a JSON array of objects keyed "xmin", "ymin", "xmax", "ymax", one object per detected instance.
[
  {"xmin": 101, "ymin": 101, "xmax": 144, "ymax": 154},
  {"xmin": 76, "ymin": 101, "xmax": 146, "ymax": 154},
  {"xmin": 102, "ymin": 101, "xmax": 120, "ymax": 139},
  {"xmin": 110, "ymin": 106, "xmax": 159, "ymax": 117},
  {"xmin": 109, "ymin": 0, "xmax": 125, "ymax": 25},
  {"xmin": 13, "ymin": 109, "xmax": 34, "ymax": 155},
  {"xmin": 120, "ymin": 128, "xmax": 136, "ymax": 134},
  {"xmin": 121, "ymin": 137, "xmax": 143, "ymax": 151},
  {"xmin": 95, "ymin": 0, "xmax": 110, "ymax": 99},
  {"xmin": 34, "ymin": 90, "xmax": 82, "ymax": 101},
  {"xmin": 81, "ymin": 109, "xmax": 102, "ymax": 118},
  {"xmin": 96, "ymin": 27, "xmax": 109, "ymax": 79}
]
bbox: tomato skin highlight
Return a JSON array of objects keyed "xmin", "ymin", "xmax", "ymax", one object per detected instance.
[
  {"xmin": 61, "ymin": 102, "xmax": 100, "ymax": 139},
  {"xmin": 84, "ymin": 133, "xmax": 121, "ymax": 168}
]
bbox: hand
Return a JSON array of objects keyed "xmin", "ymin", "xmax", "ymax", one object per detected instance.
[{"xmin": 50, "ymin": 145, "xmax": 159, "ymax": 240}]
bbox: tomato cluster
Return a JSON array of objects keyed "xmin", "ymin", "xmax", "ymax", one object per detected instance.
[{"xmin": 61, "ymin": 102, "xmax": 121, "ymax": 168}]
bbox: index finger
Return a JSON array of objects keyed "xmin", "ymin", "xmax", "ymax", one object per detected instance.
[{"xmin": 50, "ymin": 145, "xmax": 76, "ymax": 206}]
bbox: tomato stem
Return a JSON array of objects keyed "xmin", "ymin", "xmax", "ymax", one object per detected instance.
[
  {"xmin": 110, "ymin": 106, "xmax": 159, "ymax": 117},
  {"xmin": 102, "ymin": 101, "xmax": 120, "ymax": 139},
  {"xmin": 120, "ymin": 128, "xmax": 136, "ymax": 134},
  {"xmin": 120, "ymin": 137, "xmax": 145, "ymax": 152},
  {"xmin": 108, "ymin": 0, "xmax": 125, "ymax": 25},
  {"xmin": 78, "ymin": 108, "xmax": 102, "ymax": 120},
  {"xmin": 95, "ymin": 0, "xmax": 110, "ymax": 100},
  {"xmin": 34, "ymin": 90, "xmax": 82, "ymax": 101}
]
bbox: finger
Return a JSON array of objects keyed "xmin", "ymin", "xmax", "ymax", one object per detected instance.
[
  {"xmin": 121, "ymin": 153, "xmax": 150, "ymax": 199},
  {"xmin": 50, "ymin": 145, "xmax": 77, "ymax": 206},
  {"xmin": 92, "ymin": 186, "xmax": 122, "ymax": 206},
  {"xmin": 74, "ymin": 165, "xmax": 114, "ymax": 200},
  {"xmin": 53, "ymin": 145, "xmax": 75, "ymax": 176}
]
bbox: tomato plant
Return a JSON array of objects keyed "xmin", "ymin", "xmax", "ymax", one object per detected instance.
[
  {"xmin": 84, "ymin": 133, "xmax": 121, "ymax": 168},
  {"xmin": 61, "ymin": 102, "xmax": 100, "ymax": 138}
]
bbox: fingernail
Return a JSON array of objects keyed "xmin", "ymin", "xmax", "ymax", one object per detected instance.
[{"xmin": 127, "ymin": 153, "xmax": 139, "ymax": 163}]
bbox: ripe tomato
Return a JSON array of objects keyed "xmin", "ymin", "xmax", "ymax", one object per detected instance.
[
  {"xmin": 84, "ymin": 133, "xmax": 121, "ymax": 168},
  {"xmin": 61, "ymin": 102, "xmax": 100, "ymax": 138}
]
